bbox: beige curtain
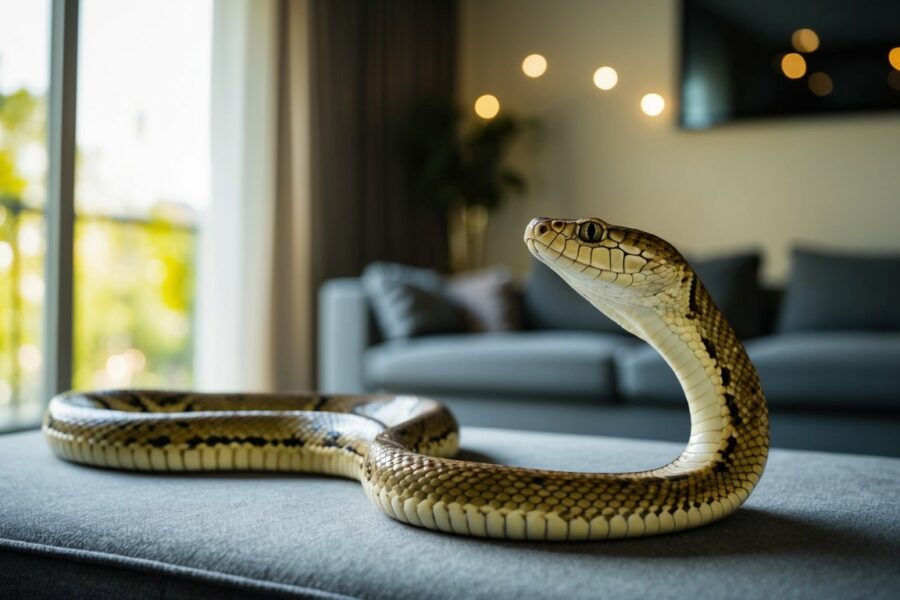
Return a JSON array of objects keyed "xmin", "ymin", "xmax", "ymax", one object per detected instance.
[{"xmin": 196, "ymin": 0, "xmax": 312, "ymax": 392}]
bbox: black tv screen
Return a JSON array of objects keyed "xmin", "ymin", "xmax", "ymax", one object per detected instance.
[{"xmin": 679, "ymin": 0, "xmax": 900, "ymax": 129}]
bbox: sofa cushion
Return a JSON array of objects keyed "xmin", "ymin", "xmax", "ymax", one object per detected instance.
[
  {"xmin": 1, "ymin": 429, "xmax": 899, "ymax": 599},
  {"xmin": 777, "ymin": 248, "xmax": 900, "ymax": 333},
  {"xmin": 744, "ymin": 333, "xmax": 900, "ymax": 408},
  {"xmin": 363, "ymin": 262, "xmax": 467, "ymax": 339},
  {"xmin": 614, "ymin": 344, "xmax": 682, "ymax": 405},
  {"xmin": 616, "ymin": 332, "xmax": 900, "ymax": 410},
  {"xmin": 524, "ymin": 253, "xmax": 763, "ymax": 339},
  {"xmin": 365, "ymin": 332, "xmax": 634, "ymax": 399}
]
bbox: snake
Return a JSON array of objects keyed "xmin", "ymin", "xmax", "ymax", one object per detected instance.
[{"xmin": 44, "ymin": 217, "xmax": 768, "ymax": 541}]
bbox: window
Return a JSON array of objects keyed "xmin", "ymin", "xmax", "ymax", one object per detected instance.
[
  {"xmin": 74, "ymin": 0, "xmax": 210, "ymax": 389},
  {"xmin": 0, "ymin": 0, "xmax": 211, "ymax": 429},
  {"xmin": 0, "ymin": 0, "xmax": 50, "ymax": 426}
]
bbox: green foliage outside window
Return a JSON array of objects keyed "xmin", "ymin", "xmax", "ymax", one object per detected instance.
[{"xmin": 0, "ymin": 87, "xmax": 195, "ymax": 411}]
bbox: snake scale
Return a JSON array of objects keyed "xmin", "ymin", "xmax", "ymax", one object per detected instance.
[{"xmin": 44, "ymin": 217, "xmax": 768, "ymax": 541}]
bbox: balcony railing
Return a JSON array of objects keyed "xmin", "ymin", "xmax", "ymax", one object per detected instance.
[{"xmin": 0, "ymin": 196, "xmax": 196, "ymax": 429}]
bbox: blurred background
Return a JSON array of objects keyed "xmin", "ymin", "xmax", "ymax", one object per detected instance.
[{"xmin": 1, "ymin": 0, "xmax": 898, "ymax": 456}]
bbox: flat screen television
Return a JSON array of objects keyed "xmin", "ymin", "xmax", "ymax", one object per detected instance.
[{"xmin": 679, "ymin": 0, "xmax": 900, "ymax": 129}]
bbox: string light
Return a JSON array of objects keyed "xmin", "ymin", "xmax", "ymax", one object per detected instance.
[
  {"xmin": 781, "ymin": 53, "xmax": 807, "ymax": 79},
  {"xmin": 522, "ymin": 54, "xmax": 548, "ymax": 78},
  {"xmin": 808, "ymin": 72, "xmax": 833, "ymax": 96},
  {"xmin": 593, "ymin": 66, "xmax": 618, "ymax": 90},
  {"xmin": 889, "ymin": 47, "xmax": 900, "ymax": 71},
  {"xmin": 474, "ymin": 94, "xmax": 500, "ymax": 119},
  {"xmin": 791, "ymin": 29, "xmax": 819, "ymax": 53},
  {"xmin": 640, "ymin": 93, "xmax": 665, "ymax": 116}
]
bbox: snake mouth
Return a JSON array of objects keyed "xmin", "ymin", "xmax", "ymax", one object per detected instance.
[{"xmin": 527, "ymin": 237, "xmax": 605, "ymax": 282}]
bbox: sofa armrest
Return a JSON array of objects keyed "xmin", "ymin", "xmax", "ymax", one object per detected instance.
[{"xmin": 318, "ymin": 278, "xmax": 375, "ymax": 393}]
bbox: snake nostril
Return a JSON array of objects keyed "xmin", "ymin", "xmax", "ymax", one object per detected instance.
[
  {"xmin": 551, "ymin": 220, "xmax": 563, "ymax": 230},
  {"xmin": 536, "ymin": 224, "xmax": 548, "ymax": 235}
]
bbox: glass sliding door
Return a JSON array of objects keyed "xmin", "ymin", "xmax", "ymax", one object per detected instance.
[
  {"xmin": 0, "ymin": 0, "xmax": 211, "ymax": 431},
  {"xmin": 74, "ymin": 0, "xmax": 211, "ymax": 389},
  {"xmin": 0, "ymin": 0, "xmax": 51, "ymax": 426}
]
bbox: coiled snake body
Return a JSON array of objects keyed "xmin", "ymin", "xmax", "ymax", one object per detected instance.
[{"xmin": 44, "ymin": 218, "xmax": 768, "ymax": 541}]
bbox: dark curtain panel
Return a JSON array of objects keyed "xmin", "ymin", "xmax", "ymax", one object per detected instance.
[{"xmin": 309, "ymin": 0, "xmax": 457, "ymax": 287}]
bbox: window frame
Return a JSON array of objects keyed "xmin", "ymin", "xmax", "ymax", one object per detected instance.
[{"xmin": 42, "ymin": 0, "xmax": 78, "ymax": 402}]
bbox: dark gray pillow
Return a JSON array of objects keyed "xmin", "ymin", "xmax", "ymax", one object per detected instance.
[
  {"xmin": 523, "ymin": 260, "xmax": 623, "ymax": 334},
  {"xmin": 694, "ymin": 253, "xmax": 763, "ymax": 340},
  {"xmin": 524, "ymin": 252, "xmax": 763, "ymax": 339},
  {"xmin": 362, "ymin": 262, "xmax": 467, "ymax": 339},
  {"xmin": 777, "ymin": 248, "xmax": 900, "ymax": 333}
]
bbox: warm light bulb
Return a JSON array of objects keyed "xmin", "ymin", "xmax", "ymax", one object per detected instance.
[
  {"xmin": 791, "ymin": 28, "xmax": 819, "ymax": 53},
  {"xmin": 474, "ymin": 94, "xmax": 500, "ymax": 119},
  {"xmin": 593, "ymin": 66, "xmax": 618, "ymax": 90},
  {"xmin": 887, "ymin": 70, "xmax": 900, "ymax": 92},
  {"xmin": 640, "ymin": 93, "xmax": 665, "ymax": 116},
  {"xmin": 808, "ymin": 72, "xmax": 833, "ymax": 96},
  {"xmin": 522, "ymin": 54, "xmax": 547, "ymax": 78},
  {"xmin": 781, "ymin": 53, "xmax": 807, "ymax": 79},
  {"xmin": 889, "ymin": 47, "xmax": 900, "ymax": 71}
]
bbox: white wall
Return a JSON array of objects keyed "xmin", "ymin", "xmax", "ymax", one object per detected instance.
[{"xmin": 460, "ymin": 0, "xmax": 900, "ymax": 281}]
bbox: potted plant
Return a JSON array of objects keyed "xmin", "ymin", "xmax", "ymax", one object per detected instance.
[{"xmin": 405, "ymin": 97, "xmax": 531, "ymax": 272}]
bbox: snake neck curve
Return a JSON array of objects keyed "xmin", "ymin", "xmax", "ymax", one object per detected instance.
[{"xmin": 576, "ymin": 274, "xmax": 768, "ymax": 478}]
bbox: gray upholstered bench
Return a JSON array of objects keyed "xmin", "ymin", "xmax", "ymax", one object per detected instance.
[{"xmin": 1, "ymin": 428, "xmax": 898, "ymax": 599}]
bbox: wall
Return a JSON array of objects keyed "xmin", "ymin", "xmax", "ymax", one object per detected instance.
[{"xmin": 459, "ymin": 0, "xmax": 900, "ymax": 281}]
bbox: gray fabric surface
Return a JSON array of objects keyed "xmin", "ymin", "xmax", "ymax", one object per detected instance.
[
  {"xmin": 0, "ymin": 541, "xmax": 350, "ymax": 600},
  {"xmin": 365, "ymin": 331, "xmax": 632, "ymax": 398},
  {"xmin": 1, "ymin": 428, "xmax": 899, "ymax": 599},
  {"xmin": 616, "ymin": 332, "xmax": 900, "ymax": 410},
  {"xmin": 777, "ymin": 248, "xmax": 900, "ymax": 333}
]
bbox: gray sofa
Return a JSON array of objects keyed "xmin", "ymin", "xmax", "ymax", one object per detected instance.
[
  {"xmin": 3, "ymin": 428, "xmax": 899, "ymax": 598},
  {"xmin": 319, "ymin": 253, "xmax": 900, "ymax": 458}
]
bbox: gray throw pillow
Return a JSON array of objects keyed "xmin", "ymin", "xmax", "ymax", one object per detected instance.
[
  {"xmin": 523, "ymin": 260, "xmax": 623, "ymax": 334},
  {"xmin": 524, "ymin": 252, "xmax": 763, "ymax": 339},
  {"xmin": 777, "ymin": 248, "xmax": 900, "ymax": 333},
  {"xmin": 694, "ymin": 253, "xmax": 763, "ymax": 340},
  {"xmin": 362, "ymin": 263, "xmax": 468, "ymax": 340},
  {"xmin": 445, "ymin": 268, "xmax": 521, "ymax": 332}
]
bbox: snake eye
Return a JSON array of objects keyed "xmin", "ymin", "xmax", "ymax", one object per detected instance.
[{"xmin": 578, "ymin": 221, "xmax": 603, "ymax": 244}]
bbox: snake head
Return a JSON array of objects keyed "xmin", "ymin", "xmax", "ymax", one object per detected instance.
[{"xmin": 523, "ymin": 217, "xmax": 687, "ymax": 305}]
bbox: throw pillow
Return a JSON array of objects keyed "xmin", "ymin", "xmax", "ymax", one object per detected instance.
[
  {"xmin": 445, "ymin": 267, "xmax": 522, "ymax": 332},
  {"xmin": 362, "ymin": 262, "xmax": 467, "ymax": 339},
  {"xmin": 523, "ymin": 259, "xmax": 624, "ymax": 333},
  {"xmin": 693, "ymin": 253, "xmax": 763, "ymax": 340},
  {"xmin": 777, "ymin": 247, "xmax": 900, "ymax": 333}
]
